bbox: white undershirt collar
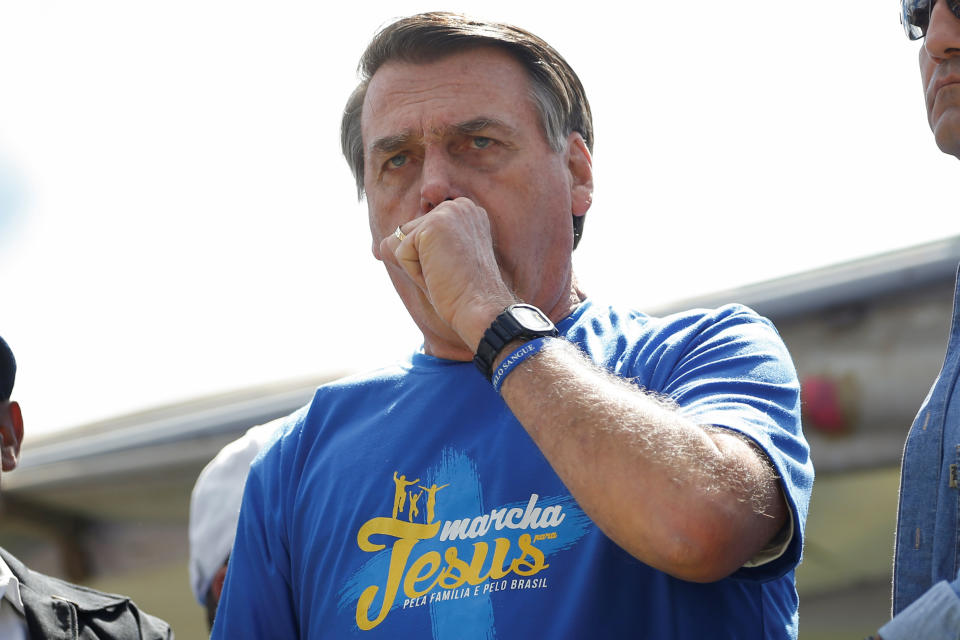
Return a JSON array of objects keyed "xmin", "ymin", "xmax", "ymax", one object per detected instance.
[{"xmin": 0, "ymin": 554, "xmax": 25, "ymax": 614}]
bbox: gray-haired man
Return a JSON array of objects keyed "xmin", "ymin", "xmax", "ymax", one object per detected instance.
[
  {"xmin": 213, "ymin": 13, "xmax": 812, "ymax": 639},
  {"xmin": 873, "ymin": 3, "xmax": 960, "ymax": 639}
]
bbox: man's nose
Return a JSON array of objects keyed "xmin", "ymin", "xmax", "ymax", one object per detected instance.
[
  {"xmin": 419, "ymin": 148, "xmax": 462, "ymax": 214},
  {"xmin": 925, "ymin": 0, "xmax": 960, "ymax": 61}
]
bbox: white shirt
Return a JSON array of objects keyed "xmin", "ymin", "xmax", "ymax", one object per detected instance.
[{"xmin": 0, "ymin": 555, "xmax": 29, "ymax": 640}]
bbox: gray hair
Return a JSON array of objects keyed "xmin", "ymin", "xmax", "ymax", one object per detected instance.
[{"xmin": 340, "ymin": 12, "xmax": 593, "ymax": 247}]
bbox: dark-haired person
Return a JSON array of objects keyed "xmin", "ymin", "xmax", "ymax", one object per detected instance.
[
  {"xmin": 872, "ymin": 3, "xmax": 960, "ymax": 639},
  {"xmin": 212, "ymin": 13, "xmax": 813, "ymax": 640},
  {"xmin": 0, "ymin": 336, "xmax": 173, "ymax": 640}
]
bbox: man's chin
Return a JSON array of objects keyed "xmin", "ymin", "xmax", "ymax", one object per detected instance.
[
  {"xmin": 931, "ymin": 107, "xmax": 960, "ymax": 159},
  {"xmin": 935, "ymin": 126, "xmax": 960, "ymax": 160}
]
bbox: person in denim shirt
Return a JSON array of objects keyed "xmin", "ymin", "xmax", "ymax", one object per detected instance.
[{"xmin": 875, "ymin": 3, "xmax": 960, "ymax": 638}]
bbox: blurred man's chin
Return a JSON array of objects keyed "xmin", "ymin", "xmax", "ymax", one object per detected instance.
[
  {"xmin": 930, "ymin": 107, "xmax": 960, "ymax": 158},
  {"xmin": 936, "ymin": 126, "xmax": 960, "ymax": 158}
]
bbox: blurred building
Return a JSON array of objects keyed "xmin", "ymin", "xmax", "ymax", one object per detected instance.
[
  {"xmin": 0, "ymin": 374, "xmax": 343, "ymax": 637},
  {"xmin": 2, "ymin": 235, "xmax": 959, "ymax": 639},
  {"xmin": 652, "ymin": 234, "xmax": 960, "ymax": 639}
]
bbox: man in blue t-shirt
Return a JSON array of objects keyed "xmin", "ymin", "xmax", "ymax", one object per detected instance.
[
  {"xmin": 212, "ymin": 12, "xmax": 813, "ymax": 639},
  {"xmin": 873, "ymin": 3, "xmax": 960, "ymax": 639}
]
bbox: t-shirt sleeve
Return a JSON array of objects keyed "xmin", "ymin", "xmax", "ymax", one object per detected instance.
[
  {"xmin": 640, "ymin": 304, "xmax": 814, "ymax": 582},
  {"xmin": 210, "ymin": 417, "xmax": 301, "ymax": 639}
]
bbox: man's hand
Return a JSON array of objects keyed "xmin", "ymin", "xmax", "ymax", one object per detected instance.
[{"xmin": 379, "ymin": 198, "xmax": 516, "ymax": 351}]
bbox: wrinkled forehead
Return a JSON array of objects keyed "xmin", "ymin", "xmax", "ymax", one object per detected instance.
[{"xmin": 360, "ymin": 48, "xmax": 536, "ymax": 146}]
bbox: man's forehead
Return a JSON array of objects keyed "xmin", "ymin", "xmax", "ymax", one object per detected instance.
[{"xmin": 360, "ymin": 47, "xmax": 535, "ymax": 142}]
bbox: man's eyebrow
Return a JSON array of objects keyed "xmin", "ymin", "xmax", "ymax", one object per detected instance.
[
  {"xmin": 451, "ymin": 118, "xmax": 516, "ymax": 136},
  {"xmin": 368, "ymin": 118, "xmax": 517, "ymax": 156},
  {"xmin": 369, "ymin": 132, "xmax": 414, "ymax": 156}
]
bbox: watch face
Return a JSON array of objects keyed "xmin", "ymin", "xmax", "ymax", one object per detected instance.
[{"xmin": 511, "ymin": 304, "xmax": 554, "ymax": 331}]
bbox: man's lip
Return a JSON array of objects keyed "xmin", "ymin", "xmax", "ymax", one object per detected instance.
[{"xmin": 934, "ymin": 75, "xmax": 960, "ymax": 95}]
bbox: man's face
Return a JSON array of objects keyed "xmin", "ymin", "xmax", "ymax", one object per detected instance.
[
  {"xmin": 0, "ymin": 400, "xmax": 23, "ymax": 489},
  {"xmin": 361, "ymin": 47, "xmax": 590, "ymax": 355},
  {"xmin": 920, "ymin": 0, "xmax": 960, "ymax": 158}
]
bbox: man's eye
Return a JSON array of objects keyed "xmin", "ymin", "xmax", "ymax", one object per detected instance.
[
  {"xmin": 472, "ymin": 137, "xmax": 493, "ymax": 149},
  {"xmin": 388, "ymin": 154, "xmax": 407, "ymax": 168}
]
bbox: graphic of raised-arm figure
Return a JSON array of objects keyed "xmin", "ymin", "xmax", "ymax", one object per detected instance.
[
  {"xmin": 408, "ymin": 490, "xmax": 423, "ymax": 522},
  {"xmin": 418, "ymin": 483, "xmax": 450, "ymax": 524},
  {"xmin": 392, "ymin": 472, "xmax": 420, "ymax": 519}
]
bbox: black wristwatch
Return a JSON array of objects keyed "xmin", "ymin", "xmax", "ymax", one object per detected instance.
[{"xmin": 473, "ymin": 303, "xmax": 558, "ymax": 380}]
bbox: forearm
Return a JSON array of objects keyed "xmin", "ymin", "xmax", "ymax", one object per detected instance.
[
  {"xmin": 496, "ymin": 337, "xmax": 787, "ymax": 582},
  {"xmin": 381, "ymin": 206, "xmax": 792, "ymax": 581}
]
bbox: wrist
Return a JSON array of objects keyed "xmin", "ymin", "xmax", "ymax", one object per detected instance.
[
  {"xmin": 453, "ymin": 297, "xmax": 517, "ymax": 355},
  {"xmin": 472, "ymin": 304, "xmax": 559, "ymax": 381},
  {"xmin": 491, "ymin": 338, "xmax": 528, "ymax": 371},
  {"xmin": 490, "ymin": 337, "xmax": 551, "ymax": 393}
]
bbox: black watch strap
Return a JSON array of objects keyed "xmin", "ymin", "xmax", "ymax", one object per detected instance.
[{"xmin": 473, "ymin": 304, "xmax": 558, "ymax": 380}]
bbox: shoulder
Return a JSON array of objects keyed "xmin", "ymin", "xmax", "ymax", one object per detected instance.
[
  {"xmin": 282, "ymin": 361, "xmax": 421, "ymax": 432},
  {"xmin": 570, "ymin": 299, "xmax": 776, "ymax": 341},
  {"xmin": 2, "ymin": 548, "xmax": 172, "ymax": 639},
  {"xmin": 283, "ymin": 363, "xmax": 410, "ymax": 428},
  {"xmin": 641, "ymin": 302, "xmax": 788, "ymax": 364},
  {"xmin": 635, "ymin": 302, "xmax": 777, "ymax": 341},
  {"xmin": 568, "ymin": 301, "xmax": 789, "ymax": 377},
  {"xmin": 247, "ymin": 362, "xmax": 417, "ymax": 480}
]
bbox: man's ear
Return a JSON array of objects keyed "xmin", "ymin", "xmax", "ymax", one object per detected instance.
[
  {"xmin": 0, "ymin": 401, "xmax": 23, "ymax": 473},
  {"xmin": 567, "ymin": 132, "xmax": 594, "ymax": 217}
]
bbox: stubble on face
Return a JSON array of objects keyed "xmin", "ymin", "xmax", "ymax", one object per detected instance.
[
  {"xmin": 919, "ymin": 3, "xmax": 960, "ymax": 158},
  {"xmin": 921, "ymin": 54, "xmax": 960, "ymax": 155}
]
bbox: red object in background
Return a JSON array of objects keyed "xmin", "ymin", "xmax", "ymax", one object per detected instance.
[{"xmin": 802, "ymin": 375, "xmax": 849, "ymax": 434}]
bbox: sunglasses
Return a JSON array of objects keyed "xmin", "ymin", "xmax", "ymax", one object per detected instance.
[{"xmin": 902, "ymin": 0, "xmax": 960, "ymax": 40}]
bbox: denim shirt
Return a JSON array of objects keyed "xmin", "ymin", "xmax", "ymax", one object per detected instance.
[{"xmin": 879, "ymin": 268, "xmax": 960, "ymax": 640}]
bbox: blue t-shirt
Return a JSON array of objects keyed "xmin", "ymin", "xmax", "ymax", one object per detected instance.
[{"xmin": 212, "ymin": 301, "xmax": 813, "ymax": 640}]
